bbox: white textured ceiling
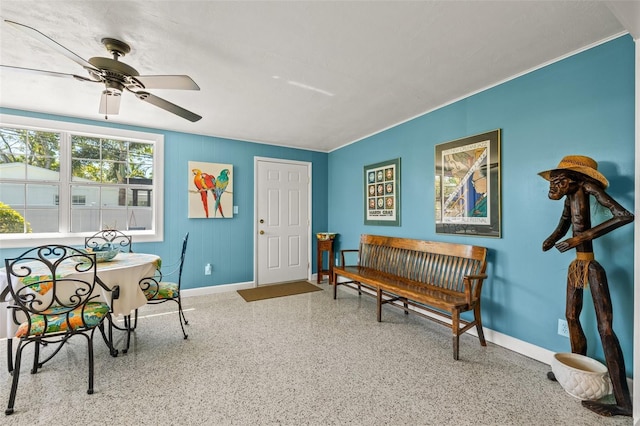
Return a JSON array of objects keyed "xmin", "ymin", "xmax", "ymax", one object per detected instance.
[{"xmin": 0, "ymin": 1, "xmax": 633, "ymax": 152}]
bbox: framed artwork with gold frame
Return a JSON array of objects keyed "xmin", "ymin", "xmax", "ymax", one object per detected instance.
[
  {"xmin": 364, "ymin": 158, "xmax": 400, "ymax": 226},
  {"xmin": 435, "ymin": 130, "xmax": 501, "ymax": 237}
]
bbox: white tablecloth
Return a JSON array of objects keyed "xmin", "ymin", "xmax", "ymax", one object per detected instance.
[{"xmin": 1, "ymin": 252, "xmax": 161, "ymax": 338}]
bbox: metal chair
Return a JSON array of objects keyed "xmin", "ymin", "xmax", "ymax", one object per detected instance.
[
  {"xmin": 3, "ymin": 245, "xmax": 119, "ymax": 415},
  {"xmin": 85, "ymin": 229, "xmax": 133, "ymax": 253},
  {"xmin": 138, "ymin": 233, "xmax": 189, "ymax": 339}
]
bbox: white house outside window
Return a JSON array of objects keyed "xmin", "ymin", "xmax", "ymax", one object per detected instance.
[{"xmin": 0, "ymin": 115, "xmax": 164, "ymax": 248}]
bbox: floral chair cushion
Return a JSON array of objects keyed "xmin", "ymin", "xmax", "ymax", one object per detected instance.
[
  {"xmin": 15, "ymin": 302, "xmax": 110, "ymax": 338},
  {"xmin": 144, "ymin": 281, "xmax": 179, "ymax": 300},
  {"xmin": 19, "ymin": 274, "xmax": 61, "ymax": 295}
]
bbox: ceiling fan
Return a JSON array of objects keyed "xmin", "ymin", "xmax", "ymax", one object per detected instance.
[{"xmin": 1, "ymin": 19, "xmax": 202, "ymax": 122}]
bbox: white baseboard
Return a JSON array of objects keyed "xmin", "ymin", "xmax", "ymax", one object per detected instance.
[
  {"xmin": 482, "ymin": 325, "xmax": 555, "ymax": 366},
  {"xmin": 181, "ymin": 281, "xmax": 254, "ymax": 297},
  {"xmin": 330, "ymin": 276, "xmax": 556, "ymax": 366}
]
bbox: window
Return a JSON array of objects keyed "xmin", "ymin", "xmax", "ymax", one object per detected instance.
[
  {"xmin": 72, "ymin": 195, "xmax": 87, "ymax": 205},
  {"xmin": 0, "ymin": 115, "xmax": 164, "ymax": 247}
]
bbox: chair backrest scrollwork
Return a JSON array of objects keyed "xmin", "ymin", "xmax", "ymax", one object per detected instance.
[
  {"xmin": 85, "ymin": 229, "xmax": 133, "ymax": 253},
  {"xmin": 5, "ymin": 245, "xmax": 101, "ymax": 319}
]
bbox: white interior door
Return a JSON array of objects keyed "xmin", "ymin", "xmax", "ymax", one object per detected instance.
[{"xmin": 255, "ymin": 158, "xmax": 310, "ymax": 285}]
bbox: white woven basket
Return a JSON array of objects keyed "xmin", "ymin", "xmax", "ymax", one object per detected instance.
[{"xmin": 551, "ymin": 353, "xmax": 611, "ymax": 400}]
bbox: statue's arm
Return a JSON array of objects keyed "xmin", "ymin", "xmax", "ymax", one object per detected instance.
[
  {"xmin": 584, "ymin": 182, "xmax": 634, "ymax": 238},
  {"xmin": 543, "ymin": 198, "xmax": 571, "ymax": 251},
  {"xmin": 555, "ymin": 183, "xmax": 634, "ymax": 252}
]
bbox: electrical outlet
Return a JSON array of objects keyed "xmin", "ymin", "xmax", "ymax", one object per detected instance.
[
  {"xmin": 557, "ymin": 319, "xmax": 569, "ymax": 337},
  {"xmin": 205, "ymin": 263, "xmax": 212, "ymax": 275}
]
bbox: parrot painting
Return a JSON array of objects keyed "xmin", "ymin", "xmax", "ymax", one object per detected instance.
[
  {"xmin": 213, "ymin": 169, "xmax": 230, "ymax": 217},
  {"xmin": 192, "ymin": 168, "xmax": 216, "ymax": 217}
]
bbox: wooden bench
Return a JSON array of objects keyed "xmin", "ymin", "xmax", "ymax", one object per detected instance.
[{"xmin": 332, "ymin": 234, "xmax": 488, "ymax": 360}]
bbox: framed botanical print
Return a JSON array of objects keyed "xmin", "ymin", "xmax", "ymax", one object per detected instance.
[
  {"xmin": 435, "ymin": 130, "xmax": 501, "ymax": 237},
  {"xmin": 364, "ymin": 158, "xmax": 400, "ymax": 226}
]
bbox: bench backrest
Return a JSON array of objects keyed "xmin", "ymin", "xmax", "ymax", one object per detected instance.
[{"xmin": 357, "ymin": 234, "xmax": 487, "ymax": 293}]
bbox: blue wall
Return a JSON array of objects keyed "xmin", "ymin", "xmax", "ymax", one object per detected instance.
[
  {"xmin": 0, "ymin": 109, "xmax": 329, "ymax": 288},
  {"xmin": 328, "ymin": 35, "xmax": 635, "ymax": 373}
]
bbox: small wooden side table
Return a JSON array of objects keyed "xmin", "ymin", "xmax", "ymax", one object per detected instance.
[{"xmin": 317, "ymin": 238, "xmax": 335, "ymax": 284}]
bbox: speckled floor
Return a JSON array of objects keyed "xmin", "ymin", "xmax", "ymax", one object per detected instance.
[{"xmin": 0, "ymin": 283, "xmax": 632, "ymax": 425}]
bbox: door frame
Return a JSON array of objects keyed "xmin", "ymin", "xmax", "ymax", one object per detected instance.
[{"xmin": 253, "ymin": 156, "xmax": 312, "ymax": 286}]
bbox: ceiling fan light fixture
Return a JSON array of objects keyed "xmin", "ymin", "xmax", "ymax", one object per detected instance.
[{"xmin": 99, "ymin": 87, "xmax": 122, "ymax": 117}]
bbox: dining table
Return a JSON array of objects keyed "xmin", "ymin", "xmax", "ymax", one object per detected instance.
[{"xmin": 0, "ymin": 252, "xmax": 161, "ymax": 344}]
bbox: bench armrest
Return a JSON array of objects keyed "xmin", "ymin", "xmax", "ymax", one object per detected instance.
[
  {"xmin": 339, "ymin": 249, "xmax": 359, "ymax": 267},
  {"xmin": 462, "ymin": 274, "xmax": 488, "ymax": 305}
]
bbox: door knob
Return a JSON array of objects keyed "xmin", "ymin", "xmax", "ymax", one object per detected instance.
[{"xmin": 260, "ymin": 230, "xmax": 265, "ymax": 235}]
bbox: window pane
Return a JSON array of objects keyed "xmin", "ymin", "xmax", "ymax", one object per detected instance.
[
  {"xmin": 128, "ymin": 163, "xmax": 153, "ymax": 181},
  {"xmin": 0, "ymin": 127, "xmax": 27, "ymax": 155},
  {"xmin": 100, "ymin": 140, "xmax": 128, "ymax": 184},
  {"xmin": 103, "ymin": 161, "xmax": 128, "ymax": 183},
  {"xmin": 25, "ymin": 208, "xmax": 58, "ymax": 232},
  {"xmin": 26, "ymin": 184, "xmax": 58, "ymax": 207},
  {"xmin": 129, "ymin": 143, "xmax": 154, "ymax": 180},
  {"xmin": 70, "ymin": 185, "xmax": 100, "ymax": 232},
  {"xmin": 128, "ymin": 187, "xmax": 152, "ymax": 207},
  {"xmin": 1, "ymin": 130, "xmax": 60, "ymax": 181},
  {"xmin": 72, "ymin": 159, "xmax": 102, "ymax": 182},
  {"xmin": 27, "ymin": 130, "xmax": 60, "ymax": 170},
  {"xmin": 128, "ymin": 207, "xmax": 151, "ymax": 230},
  {"xmin": 27, "ymin": 155, "xmax": 60, "ymax": 180},
  {"xmin": 101, "ymin": 209, "xmax": 128, "ymax": 231},
  {"xmin": 129, "ymin": 142, "xmax": 151, "ymax": 155},
  {"xmin": 71, "ymin": 185, "xmax": 100, "ymax": 207},
  {"xmin": 0, "ymin": 161, "xmax": 26, "ymax": 180},
  {"xmin": 101, "ymin": 139, "xmax": 128, "ymax": 161},
  {"xmin": 101, "ymin": 187, "xmax": 127, "ymax": 207},
  {"xmin": 0, "ymin": 182, "xmax": 25, "ymax": 207},
  {"xmin": 21, "ymin": 183, "xmax": 59, "ymax": 233},
  {"xmin": 0, "ymin": 127, "xmax": 27, "ymax": 180},
  {"xmin": 71, "ymin": 135, "xmax": 100, "ymax": 159},
  {"xmin": 0, "ymin": 204, "xmax": 30, "ymax": 233}
]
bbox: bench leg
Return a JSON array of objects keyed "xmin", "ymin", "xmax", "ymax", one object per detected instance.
[
  {"xmin": 452, "ymin": 309, "xmax": 460, "ymax": 360},
  {"xmin": 474, "ymin": 304, "xmax": 487, "ymax": 346},
  {"xmin": 376, "ymin": 288, "xmax": 382, "ymax": 322},
  {"xmin": 333, "ymin": 274, "xmax": 338, "ymax": 300},
  {"xmin": 403, "ymin": 298, "xmax": 409, "ymax": 315}
]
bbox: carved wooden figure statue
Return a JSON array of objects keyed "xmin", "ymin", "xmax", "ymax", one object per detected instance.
[{"xmin": 539, "ymin": 155, "xmax": 634, "ymax": 417}]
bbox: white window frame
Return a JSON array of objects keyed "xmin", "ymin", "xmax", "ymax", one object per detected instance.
[{"xmin": 0, "ymin": 114, "xmax": 164, "ymax": 248}]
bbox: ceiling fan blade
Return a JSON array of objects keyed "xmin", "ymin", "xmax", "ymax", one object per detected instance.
[
  {"xmin": 135, "ymin": 75, "xmax": 200, "ymax": 90},
  {"xmin": 99, "ymin": 90, "xmax": 122, "ymax": 115},
  {"xmin": 134, "ymin": 91, "xmax": 202, "ymax": 122},
  {"xmin": 1, "ymin": 64, "xmax": 101, "ymax": 83},
  {"xmin": 4, "ymin": 19, "xmax": 98, "ymax": 71}
]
